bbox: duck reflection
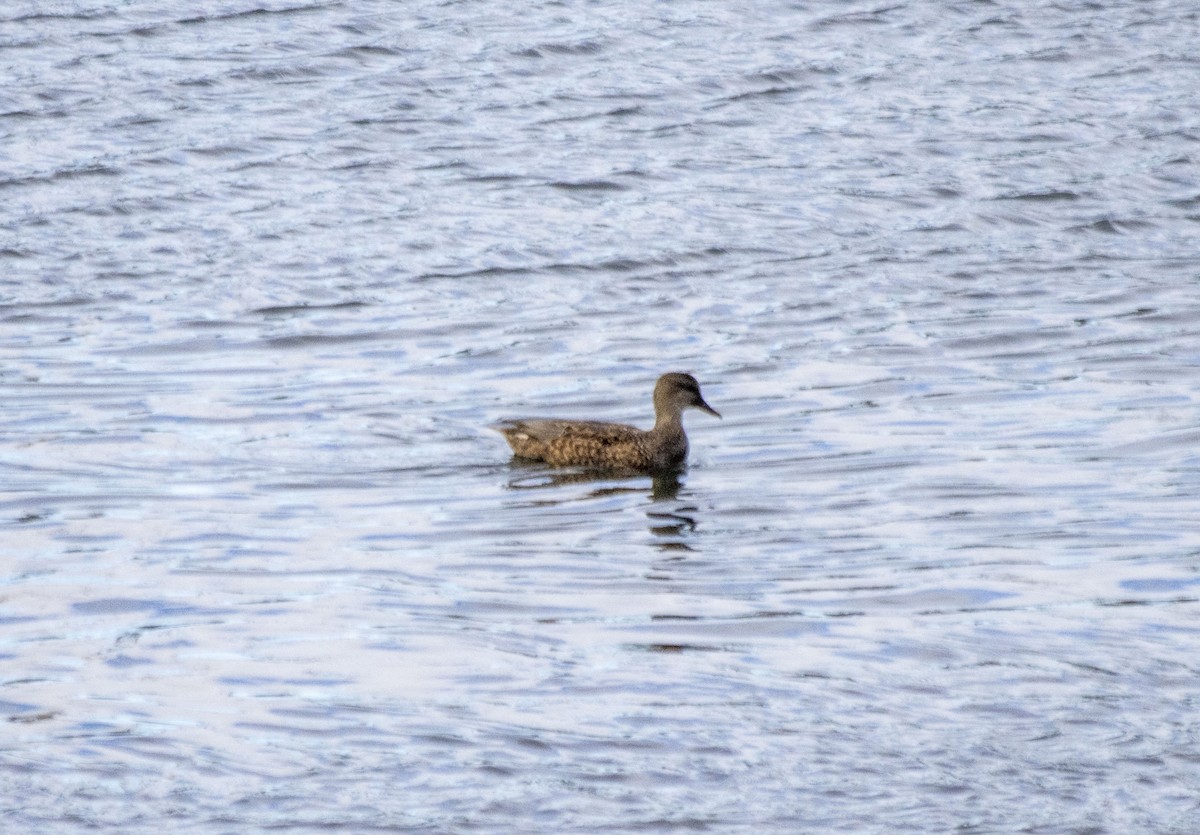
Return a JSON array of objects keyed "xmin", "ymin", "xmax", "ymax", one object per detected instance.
[
  {"xmin": 505, "ymin": 465, "xmax": 680, "ymax": 497},
  {"xmin": 503, "ymin": 465, "xmax": 699, "ymax": 552}
]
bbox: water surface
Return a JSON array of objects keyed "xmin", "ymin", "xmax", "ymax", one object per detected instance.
[{"xmin": 2, "ymin": 0, "xmax": 1199, "ymax": 831}]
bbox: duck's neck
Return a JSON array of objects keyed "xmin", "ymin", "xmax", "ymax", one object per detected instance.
[{"xmin": 653, "ymin": 409, "xmax": 684, "ymax": 434}]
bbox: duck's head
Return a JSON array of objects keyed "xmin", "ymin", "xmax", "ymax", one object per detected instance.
[{"xmin": 654, "ymin": 372, "xmax": 721, "ymax": 420}]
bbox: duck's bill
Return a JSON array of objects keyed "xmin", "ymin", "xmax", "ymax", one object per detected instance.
[{"xmin": 697, "ymin": 399, "xmax": 721, "ymax": 418}]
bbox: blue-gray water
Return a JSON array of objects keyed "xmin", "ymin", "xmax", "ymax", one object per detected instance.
[{"xmin": 3, "ymin": 0, "xmax": 1199, "ymax": 832}]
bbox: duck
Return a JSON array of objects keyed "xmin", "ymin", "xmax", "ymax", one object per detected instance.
[{"xmin": 494, "ymin": 372, "xmax": 720, "ymax": 472}]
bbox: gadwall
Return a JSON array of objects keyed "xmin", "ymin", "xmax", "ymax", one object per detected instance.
[{"xmin": 495, "ymin": 372, "xmax": 720, "ymax": 471}]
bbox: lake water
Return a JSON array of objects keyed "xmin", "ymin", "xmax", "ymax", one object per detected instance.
[{"xmin": 3, "ymin": 0, "xmax": 1199, "ymax": 831}]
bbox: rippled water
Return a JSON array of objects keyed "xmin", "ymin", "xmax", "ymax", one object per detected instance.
[{"xmin": 3, "ymin": 0, "xmax": 1200, "ymax": 831}]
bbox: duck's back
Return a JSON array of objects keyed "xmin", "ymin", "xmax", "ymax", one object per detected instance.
[{"xmin": 495, "ymin": 418, "xmax": 666, "ymax": 469}]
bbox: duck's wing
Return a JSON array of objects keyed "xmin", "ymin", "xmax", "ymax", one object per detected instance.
[
  {"xmin": 494, "ymin": 418, "xmax": 658, "ymax": 468},
  {"xmin": 494, "ymin": 418, "xmax": 641, "ymax": 444}
]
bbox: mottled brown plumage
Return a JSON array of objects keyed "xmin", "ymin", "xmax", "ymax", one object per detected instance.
[{"xmin": 495, "ymin": 372, "xmax": 720, "ymax": 471}]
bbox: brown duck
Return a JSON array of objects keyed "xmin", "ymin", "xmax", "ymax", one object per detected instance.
[{"xmin": 495, "ymin": 372, "xmax": 720, "ymax": 471}]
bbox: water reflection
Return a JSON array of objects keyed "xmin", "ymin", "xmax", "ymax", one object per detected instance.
[
  {"xmin": 503, "ymin": 464, "xmax": 699, "ymax": 550},
  {"xmin": 504, "ymin": 463, "xmax": 682, "ymax": 500},
  {"xmin": 647, "ymin": 504, "xmax": 698, "ymax": 550}
]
